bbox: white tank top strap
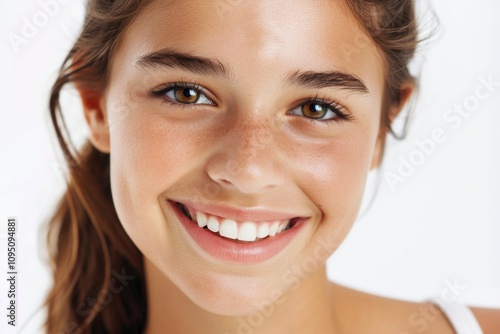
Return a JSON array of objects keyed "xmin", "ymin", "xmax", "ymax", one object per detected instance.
[{"xmin": 429, "ymin": 298, "xmax": 483, "ymax": 334}]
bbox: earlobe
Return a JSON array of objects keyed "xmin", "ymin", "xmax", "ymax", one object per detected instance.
[{"xmin": 77, "ymin": 86, "xmax": 111, "ymax": 154}]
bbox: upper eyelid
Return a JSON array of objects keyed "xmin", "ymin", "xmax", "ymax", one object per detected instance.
[
  {"xmin": 153, "ymin": 82, "xmax": 211, "ymax": 96},
  {"xmin": 296, "ymin": 96, "xmax": 340, "ymax": 108},
  {"xmin": 291, "ymin": 96, "xmax": 350, "ymax": 115}
]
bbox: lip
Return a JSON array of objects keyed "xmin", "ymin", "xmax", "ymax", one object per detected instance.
[
  {"xmin": 167, "ymin": 199, "xmax": 308, "ymax": 263},
  {"xmin": 172, "ymin": 198, "xmax": 305, "ymax": 223}
]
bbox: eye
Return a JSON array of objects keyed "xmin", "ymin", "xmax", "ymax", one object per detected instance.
[
  {"xmin": 297, "ymin": 102, "xmax": 333, "ymax": 120},
  {"xmin": 290, "ymin": 97, "xmax": 350, "ymax": 122},
  {"xmin": 167, "ymin": 87, "xmax": 212, "ymax": 104},
  {"xmin": 152, "ymin": 82, "xmax": 215, "ymax": 106}
]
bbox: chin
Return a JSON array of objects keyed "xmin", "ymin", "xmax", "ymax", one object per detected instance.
[{"xmin": 176, "ymin": 270, "xmax": 282, "ymax": 317}]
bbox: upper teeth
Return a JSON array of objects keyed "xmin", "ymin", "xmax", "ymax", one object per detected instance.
[{"xmin": 185, "ymin": 206, "xmax": 291, "ymax": 242}]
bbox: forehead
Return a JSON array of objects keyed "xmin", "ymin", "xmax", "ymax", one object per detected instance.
[{"xmin": 111, "ymin": 0, "xmax": 385, "ymax": 96}]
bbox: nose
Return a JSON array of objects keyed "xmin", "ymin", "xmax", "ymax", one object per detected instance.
[{"xmin": 205, "ymin": 113, "xmax": 285, "ymax": 194}]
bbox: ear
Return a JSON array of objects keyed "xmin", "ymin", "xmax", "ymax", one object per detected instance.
[
  {"xmin": 76, "ymin": 84, "xmax": 111, "ymax": 154},
  {"xmin": 370, "ymin": 82, "xmax": 415, "ymax": 170}
]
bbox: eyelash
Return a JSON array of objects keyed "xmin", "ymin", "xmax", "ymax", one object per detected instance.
[
  {"xmin": 290, "ymin": 94, "xmax": 353, "ymax": 127},
  {"xmin": 151, "ymin": 81, "xmax": 215, "ymax": 107},
  {"xmin": 150, "ymin": 82, "xmax": 353, "ymax": 125}
]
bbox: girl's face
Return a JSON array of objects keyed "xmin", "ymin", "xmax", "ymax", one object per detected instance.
[{"xmin": 93, "ymin": 0, "xmax": 385, "ymax": 316}]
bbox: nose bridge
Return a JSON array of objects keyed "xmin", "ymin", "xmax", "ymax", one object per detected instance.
[
  {"xmin": 205, "ymin": 110, "xmax": 284, "ymax": 194},
  {"xmin": 232, "ymin": 113, "xmax": 274, "ymax": 156}
]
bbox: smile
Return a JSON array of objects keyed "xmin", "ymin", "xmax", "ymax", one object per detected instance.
[
  {"xmin": 176, "ymin": 202, "xmax": 299, "ymax": 242},
  {"xmin": 168, "ymin": 200, "xmax": 308, "ymax": 263}
]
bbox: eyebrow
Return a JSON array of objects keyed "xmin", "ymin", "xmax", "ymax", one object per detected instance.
[
  {"xmin": 285, "ymin": 70, "xmax": 369, "ymax": 94},
  {"xmin": 136, "ymin": 48, "xmax": 229, "ymax": 78},
  {"xmin": 136, "ymin": 49, "xmax": 369, "ymax": 94}
]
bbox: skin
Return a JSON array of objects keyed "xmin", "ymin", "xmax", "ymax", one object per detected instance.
[{"xmin": 79, "ymin": 0, "xmax": 500, "ymax": 333}]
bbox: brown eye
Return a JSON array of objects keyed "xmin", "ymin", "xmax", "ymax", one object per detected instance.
[
  {"xmin": 174, "ymin": 88, "xmax": 200, "ymax": 104},
  {"xmin": 289, "ymin": 98, "xmax": 346, "ymax": 122},
  {"xmin": 159, "ymin": 84, "xmax": 214, "ymax": 105},
  {"xmin": 301, "ymin": 102, "xmax": 328, "ymax": 119}
]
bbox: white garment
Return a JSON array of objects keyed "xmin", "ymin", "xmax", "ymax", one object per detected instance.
[{"xmin": 431, "ymin": 299, "xmax": 484, "ymax": 334}]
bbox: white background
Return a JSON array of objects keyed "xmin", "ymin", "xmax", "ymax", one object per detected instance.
[{"xmin": 1, "ymin": 0, "xmax": 499, "ymax": 332}]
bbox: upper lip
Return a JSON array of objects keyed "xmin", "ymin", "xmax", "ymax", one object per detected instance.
[{"xmin": 169, "ymin": 199, "xmax": 308, "ymax": 222}]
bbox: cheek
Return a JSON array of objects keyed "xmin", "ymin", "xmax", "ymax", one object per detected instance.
[
  {"xmin": 294, "ymin": 126, "xmax": 377, "ymax": 245},
  {"xmin": 106, "ymin": 104, "xmax": 202, "ymax": 252}
]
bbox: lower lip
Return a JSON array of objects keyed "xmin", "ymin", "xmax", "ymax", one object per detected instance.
[{"xmin": 167, "ymin": 200, "xmax": 307, "ymax": 264}]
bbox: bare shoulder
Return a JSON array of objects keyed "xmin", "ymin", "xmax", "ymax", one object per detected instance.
[
  {"xmin": 329, "ymin": 282, "xmax": 455, "ymax": 334},
  {"xmin": 469, "ymin": 306, "xmax": 500, "ymax": 334}
]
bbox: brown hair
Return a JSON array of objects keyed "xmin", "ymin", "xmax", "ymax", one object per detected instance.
[{"xmin": 44, "ymin": 0, "xmax": 419, "ymax": 332}]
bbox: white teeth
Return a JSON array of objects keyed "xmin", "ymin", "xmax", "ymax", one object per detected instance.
[
  {"xmin": 257, "ymin": 223, "xmax": 270, "ymax": 238},
  {"xmin": 219, "ymin": 219, "xmax": 238, "ymax": 239},
  {"xmin": 268, "ymin": 221, "xmax": 280, "ymax": 237},
  {"xmin": 196, "ymin": 212, "xmax": 207, "ymax": 228},
  {"xmin": 181, "ymin": 203, "xmax": 294, "ymax": 242},
  {"xmin": 238, "ymin": 222, "xmax": 257, "ymax": 242},
  {"xmin": 207, "ymin": 216, "xmax": 220, "ymax": 233}
]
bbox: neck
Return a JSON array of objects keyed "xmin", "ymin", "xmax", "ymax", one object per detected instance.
[{"xmin": 142, "ymin": 258, "xmax": 340, "ymax": 334}]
